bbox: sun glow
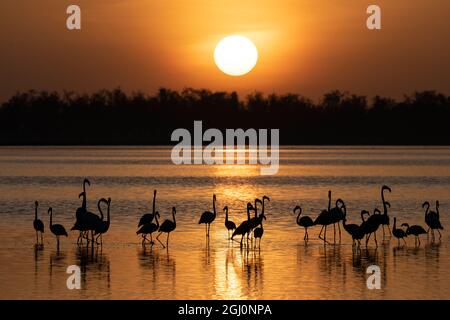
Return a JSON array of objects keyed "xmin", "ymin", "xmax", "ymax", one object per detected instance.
[{"xmin": 214, "ymin": 35, "xmax": 258, "ymax": 76}]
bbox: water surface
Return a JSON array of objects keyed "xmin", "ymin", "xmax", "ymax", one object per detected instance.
[{"xmin": 0, "ymin": 146, "xmax": 449, "ymax": 299}]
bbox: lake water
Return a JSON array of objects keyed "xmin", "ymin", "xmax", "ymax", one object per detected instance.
[{"xmin": 0, "ymin": 146, "xmax": 449, "ymax": 299}]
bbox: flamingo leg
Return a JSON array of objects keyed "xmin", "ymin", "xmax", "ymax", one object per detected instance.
[
  {"xmin": 403, "ymin": 238, "xmax": 407, "ymax": 245},
  {"xmin": 40, "ymin": 232, "xmax": 44, "ymax": 246},
  {"xmin": 333, "ymin": 223, "xmax": 336, "ymax": 243},
  {"xmin": 366, "ymin": 233, "xmax": 371, "ymax": 247},
  {"xmin": 157, "ymin": 232, "xmax": 166, "ymax": 248},
  {"xmin": 387, "ymin": 225, "xmax": 392, "ymax": 236},
  {"xmin": 318, "ymin": 225, "xmax": 324, "ymax": 239},
  {"xmin": 338, "ymin": 222, "xmax": 341, "ymax": 242},
  {"xmin": 167, "ymin": 232, "xmax": 170, "ymax": 247},
  {"xmin": 437, "ymin": 229, "xmax": 442, "ymax": 239},
  {"xmin": 418, "ymin": 236, "xmax": 421, "ymax": 246},
  {"xmin": 374, "ymin": 232, "xmax": 378, "ymax": 247}
]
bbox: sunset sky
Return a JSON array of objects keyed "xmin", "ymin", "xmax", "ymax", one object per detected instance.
[{"xmin": 0, "ymin": 0, "xmax": 449, "ymax": 102}]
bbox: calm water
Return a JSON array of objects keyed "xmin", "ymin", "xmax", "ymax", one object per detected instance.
[{"xmin": 0, "ymin": 146, "xmax": 449, "ymax": 300}]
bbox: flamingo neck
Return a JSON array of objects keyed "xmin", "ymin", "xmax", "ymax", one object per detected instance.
[
  {"xmin": 98, "ymin": 202, "xmax": 104, "ymax": 220},
  {"xmin": 152, "ymin": 192, "xmax": 156, "ymax": 214},
  {"xmin": 35, "ymin": 205, "xmax": 38, "ymax": 220},
  {"xmin": 296, "ymin": 209, "xmax": 302, "ymax": 224}
]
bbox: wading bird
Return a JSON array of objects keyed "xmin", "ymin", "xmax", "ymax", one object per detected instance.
[
  {"xmin": 199, "ymin": 194, "xmax": 217, "ymax": 237},
  {"xmin": 138, "ymin": 190, "xmax": 157, "ymax": 227},
  {"xmin": 424, "ymin": 201, "xmax": 444, "ymax": 240},
  {"xmin": 48, "ymin": 207, "xmax": 68, "ymax": 249},
  {"xmin": 360, "ymin": 208, "xmax": 382, "ymax": 247},
  {"xmin": 314, "ymin": 190, "xmax": 334, "ymax": 243},
  {"xmin": 393, "ymin": 217, "xmax": 407, "ymax": 246},
  {"xmin": 379, "ymin": 185, "xmax": 392, "ymax": 238},
  {"xmin": 329, "ymin": 198, "xmax": 345, "ymax": 242},
  {"xmin": 33, "ymin": 201, "xmax": 44, "ymax": 246},
  {"xmin": 293, "ymin": 205, "xmax": 313, "ymax": 241},
  {"xmin": 402, "ymin": 223, "xmax": 427, "ymax": 246},
  {"xmin": 231, "ymin": 203, "xmax": 254, "ymax": 248},
  {"xmin": 157, "ymin": 207, "xmax": 177, "ymax": 248},
  {"xmin": 253, "ymin": 213, "xmax": 266, "ymax": 248},
  {"xmin": 137, "ymin": 212, "xmax": 160, "ymax": 245},
  {"xmin": 94, "ymin": 198, "xmax": 111, "ymax": 245},
  {"xmin": 223, "ymin": 206, "xmax": 236, "ymax": 239},
  {"xmin": 342, "ymin": 206, "xmax": 365, "ymax": 246}
]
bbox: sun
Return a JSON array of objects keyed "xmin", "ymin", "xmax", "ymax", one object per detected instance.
[{"xmin": 214, "ymin": 35, "xmax": 258, "ymax": 76}]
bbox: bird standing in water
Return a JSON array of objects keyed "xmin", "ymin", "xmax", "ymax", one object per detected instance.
[
  {"xmin": 293, "ymin": 205, "xmax": 313, "ymax": 241},
  {"xmin": 33, "ymin": 201, "xmax": 44, "ymax": 246},
  {"xmin": 199, "ymin": 194, "xmax": 217, "ymax": 238},
  {"xmin": 48, "ymin": 207, "xmax": 68, "ymax": 249}
]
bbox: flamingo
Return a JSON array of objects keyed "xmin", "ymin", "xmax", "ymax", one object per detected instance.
[
  {"xmin": 253, "ymin": 214, "xmax": 266, "ymax": 248},
  {"xmin": 157, "ymin": 207, "xmax": 177, "ymax": 248},
  {"xmin": 248, "ymin": 198, "xmax": 263, "ymax": 239},
  {"xmin": 137, "ymin": 212, "xmax": 160, "ymax": 245},
  {"xmin": 48, "ymin": 207, "xmax": 68, "ymax": 249},
  {"xmin": 329, "ymin": 198, "xmax": 345, "ymax": 242},
  {"xmin": 224, "ymin": 206, "xmax": 236, "ymax": 239},
  {"xmin": 342, "ymin": 205, "xmax": 365, "ymax": 246},
  {"xmin": 231, "ymin": 203, "xmax": 254, "ymax": 248},
  {"xmin": 392, "ymin": 217, "xmax": 407, "ymax": 246},
  {"xmin": 293, "ymin": 205, "xmax": 313, "ymax": 241},
  {"xmin": 424, "ymin": 201, "xmax": 443, "ymax": 240},
  {"xmin": 138, "ymin": 190, "xmax": 157, "ymax": 227},
  {"xmin": 379, "ymin": 185, "xmax": 392, "ymax": 238},
  {"xmin": 94, "ymin": 198, "xmax": 111, "ymax": 245},
  {"xmin": 198, "ymin": 194, "xmax": 217, "ymax": 237},
  {"xmin": 314, "ymin": 190, "xmax": 334, "ymax": 243},
  {"xmin": 33, "ymin": 201, "xmax": 44, "ymax": 246},
  {"xmin": 401, "ymin": 223, "xmax": 427, "ymax": 246},
  {"xmin": 360, "ymin": 208, "xmax": 382, "ymax": 247}
]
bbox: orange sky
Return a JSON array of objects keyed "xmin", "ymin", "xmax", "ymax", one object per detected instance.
[{"xmin": 0, "ymin": 0, "xmax": 449, "ymax": 101}]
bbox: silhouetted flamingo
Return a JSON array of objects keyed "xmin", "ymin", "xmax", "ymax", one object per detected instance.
[
  {"xmin": 231, "ymin": 203, "xmax": 254, "ymax": 248},
  {"xmin": 199, "ymin": 194, "xmax": 217, "ymax": 237},
  {"xmin": 424, "ymin": 201, "xmax": 443, "ymax": 240},
  {"xmin": 33, "ymin": 201, "xmax": 44, "ymax": 246},
  {"xmin": 402, "ymin": 223, "xmax": 427, "ymax": 246},
  {"xmin": 360, "ymin": 208, "xmax": 382, "ymax": 247},
  {"xmin": 94, "ymin": 198, "xmax": 111, "ymax": 245},
  {"xmin": 342, "ymin": 205, "xmax": 365, "ymax": 246},
  {"xmin": 138, "ymin": 190, "xmax": 157, "ymax": 227},
  {"xmin": 379, "ymin": 185, "xmax": 392, "ymax": 237},
  {"xmin": 48, "ymin": 207, "xmax": 68, "ymax": 249},
  {"xmin": 224, "ymin": 206, "xmax": 236, "ymax": 239},
  {"xmin": 248, "ymin": 198, "xmax": 263, "ymax": 239},
  {"xmin": 392, "ymin": 217, "xmax": 407, "ymax": 246},
  {"xmin": 253, "ymin": 214, "xmax": 266, "ymax": 248},
  {"xmin": 137, "ymin": 212, "xmax": 160, "ymax": 245},
  {"xmin": 329, "ymin": 198, "xmax": 345, "ymax": 242},
  {"xmin": 157, "ymin": 207, "xmax": 177, "ymax": 248},
  {"xmin": 293, "ymin": 205, "xmax": 313, "ymax": 241},
  {"xmin": 314, "ymin": 190, "xmax": 333, "ymax": 243}
]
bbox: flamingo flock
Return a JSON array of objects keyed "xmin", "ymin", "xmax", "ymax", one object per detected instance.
[{"xmin": 33, "ymin": 180, "xmax": 444, "ymax": 250}]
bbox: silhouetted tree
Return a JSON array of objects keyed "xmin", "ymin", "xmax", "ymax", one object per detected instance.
[{"xmin": 0, "ymin": 88, "xmax": 449, "ymax": 145}]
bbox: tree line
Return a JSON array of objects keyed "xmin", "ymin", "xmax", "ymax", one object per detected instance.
[{"xmin": 0, "ymin": 88, "xmax": 449, "ymax": 145}]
